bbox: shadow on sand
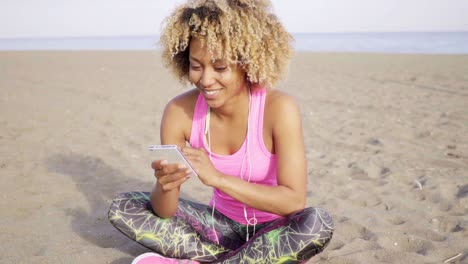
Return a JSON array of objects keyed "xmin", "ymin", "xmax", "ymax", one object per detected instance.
[{"xmin": 46, "ymin": 152, "xmax": 198, "ymax": 264}]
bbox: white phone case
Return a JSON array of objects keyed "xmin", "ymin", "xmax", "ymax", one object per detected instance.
[{"xmin": 148, "ymin": 145, "xmax": 198, "ymax": 176}]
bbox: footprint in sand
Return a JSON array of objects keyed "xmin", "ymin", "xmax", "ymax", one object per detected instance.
[
  {"xmin": 438, "ymin": 199, "xmax": 453, "ymax": 212},
  {"xmin": 347, "ymin": 165, "xmax": 371, "ymax": 181},
  {"xmin": 410, "ymin": 227, "xmax": 447, "ymax": 243},
  {"xmin": 386, "ymin": 216, "xmax": 406, "ymax": 226},
  {"xmin": 431, "ymin": 216, "xmax": 464, "ymax": 234},
  {"xmin": 366, "ymin": 138, "xmax": 383, "ymax": 146},
  {"xmin": 347, "ymin": 161, "xmax": 390, "ymax": 183},
  {"xmin": 352, "ymin": 193, "xmax": 383, "ymax": 208},
  {"xmin": 421, "ymin": 182, "xmax": 461, "ymax": 212},
  {"xmin": 326, "ymin": 239, "xmax": 345, "ymax": 251},
  {"xmin": 456, "ymin": 184, "xmax": 468, "ymax": 199},
  {"xmin": 335, "ymin": 189, "xmax": 352, "ymax": 200},
  {"xmin": 337, "ymin": 217, "xmax": 377, "ymax": 242},
  {"xmin": 377, "ymin": 233, "xmax": 435, "ymax": 256}
]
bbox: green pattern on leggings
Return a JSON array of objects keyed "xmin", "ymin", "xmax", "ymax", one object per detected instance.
[{"xmin": 108, "ymin": 192, "xmax": 333, "ymax": 263}]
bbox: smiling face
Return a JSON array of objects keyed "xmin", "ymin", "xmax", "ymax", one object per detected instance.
[{"xmin": 188, "ymin": 38, "xmax": 247, "ymax": 110}]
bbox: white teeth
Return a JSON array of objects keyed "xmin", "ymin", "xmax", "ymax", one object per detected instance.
[{"xmin": 205, "ymin": 90, "xmax": 218, "ymax": 95}]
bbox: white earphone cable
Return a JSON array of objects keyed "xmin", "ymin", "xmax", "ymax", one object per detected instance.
[{"xmin": 205, "ymin": 109, "xmax": 219, "ymax": 244}]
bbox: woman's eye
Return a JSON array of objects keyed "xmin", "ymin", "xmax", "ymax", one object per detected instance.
[
  {"xmin": 190, "ymin": 64, "xmax": 201, "ymax": 70},
  {"xmin": 215, "ymin": 66, "xmax": 227, "ymax": 71}
]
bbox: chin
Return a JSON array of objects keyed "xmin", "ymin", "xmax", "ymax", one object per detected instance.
[
  {"xmin": 203, "ymin": 94, "xmax": 223, "ymax": 108},
  {"xmin": 206, "ymin": 100, "xmax": 222, "ymax": 109}
]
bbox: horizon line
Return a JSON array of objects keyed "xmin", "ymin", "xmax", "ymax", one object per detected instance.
[{"xmin": 1, "ymin": 30, "xmax": 468, "ymax": 40}]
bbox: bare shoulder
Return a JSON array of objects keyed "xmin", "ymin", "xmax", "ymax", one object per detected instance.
[
  {"xmin": 263, "ymin": 89, "xmax": 305, "ymax": 158},
  {"xmin": 161, "ymin": 88, "xmax": 199, "ymax": 143},
  {"xmin": 265, "ymin": 89, "xmax": 301, "ymax": 118},
  {"xmin": 165, "ymin": 88, "xmax": 199, "ymax": 115},
  {"xmin": 263, "ymin": 89, "xmax": 303, "ymax": 147}
]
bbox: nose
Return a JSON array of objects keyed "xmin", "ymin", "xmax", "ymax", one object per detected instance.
[{"xmin": 199, "ymin": 68, "xmax": 216, "ymax": 88}]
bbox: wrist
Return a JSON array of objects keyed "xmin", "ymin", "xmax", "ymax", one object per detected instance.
[
  {"xmin": 155, "ymin": 181, "xmax": 176, "ymax": 194},
  {"xmin": 211, "ymin": 172, "xmax": 225, "ymax": 189}
]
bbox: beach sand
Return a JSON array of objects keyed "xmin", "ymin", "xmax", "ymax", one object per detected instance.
[{"xmin": 0, "ymin": 51, "xmax": 467, "ymax": 263}]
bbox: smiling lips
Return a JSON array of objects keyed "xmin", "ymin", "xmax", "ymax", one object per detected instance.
[{"xmin": 203, "ymin": 89, "xmax": 221, "ymax": 99}]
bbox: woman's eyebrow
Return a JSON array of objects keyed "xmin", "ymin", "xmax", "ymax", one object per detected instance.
[
  {"xmin": 189, "ymin": 56, "xmax": 226, "ymax": 65},
  {"xmin": 213, "ymin": 59, "xmax": 226, "ymax": 64},
  {"xmin": 189, "ymin": 56, "xmax": 200, "ymax": 62}
]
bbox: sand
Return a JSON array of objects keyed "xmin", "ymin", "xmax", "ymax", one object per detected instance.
[{"xmin": 0, "ymin": 51, "xmax": 467, "ymax": 264}]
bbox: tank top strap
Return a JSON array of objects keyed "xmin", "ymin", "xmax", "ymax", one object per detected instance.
[
  {"xmin": 189, "ymin": 92, "xmax": 209, "ymax": 149},
  {"xmin": 249, "ymin": 86, "xmax": 269, "ymax": 155}
]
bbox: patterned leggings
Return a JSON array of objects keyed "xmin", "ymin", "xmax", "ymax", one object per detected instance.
[{"xmin": 108, "ymin": 192, "xmax": 334, "ymax": 263}]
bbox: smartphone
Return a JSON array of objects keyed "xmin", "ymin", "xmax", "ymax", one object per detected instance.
[{"xmin": 149, "ymin": 145, "xmax": 198, "ymax": 176}]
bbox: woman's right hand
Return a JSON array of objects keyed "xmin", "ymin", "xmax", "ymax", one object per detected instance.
[{"xmin": 151, "ymin": 160, "xmax": 191, "ymax": 191}]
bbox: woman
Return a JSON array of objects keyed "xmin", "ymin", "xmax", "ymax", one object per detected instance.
[{"xmin": 109, "ymin": 0, "xmax": 333, "ymax": 263}]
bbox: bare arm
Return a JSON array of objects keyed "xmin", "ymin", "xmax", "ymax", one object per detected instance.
[{"xmin": 150, "ymin": 91, "xmax": 196, "ymax": 218}]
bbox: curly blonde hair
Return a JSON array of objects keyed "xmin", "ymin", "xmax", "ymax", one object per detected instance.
[{"xmin": 160, "ymin": 0, "xmax": 293, "ymax": 88}]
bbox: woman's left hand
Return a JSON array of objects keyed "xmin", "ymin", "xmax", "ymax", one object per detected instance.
[{"xmin": 181, "ymin": 147, "xmax": 222, "ymax": 187}]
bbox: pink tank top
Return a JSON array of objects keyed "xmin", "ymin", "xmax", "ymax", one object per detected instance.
[{"xmin": 189, "ymin": 87, "xmax": 282, "ymax": 224}]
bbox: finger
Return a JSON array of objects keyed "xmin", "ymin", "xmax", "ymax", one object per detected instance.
[
  {"xmin": 160, "ymin": 176, "xmax": 189, "ymax": 191},
  {"xmin": 181, "ymin": 147, "xmax": 200, "ymax": 156},
  {"xmin": 151, "ymin": 160, "xmax": 159, "ymax": 169},
  {"xmin": 182, "ymin": 152, "xmax": 198, "ymax": 166},
  {"xmin": 160, "ymin": 163, "xmax": 187, "ymax": 174},
  {"xmin": 158, "ymin": 168, "xmax": 191, "ymax": 184},
  {"xmin": 154, "ymin": 166, "xmax": 168, "ymax": 178},
  {"xmin": 197, "ymin": 147, "xmax": 208, "ymax": 155},
  {"xmin": 151, "ymin": 159, "xmax": 168, "ymax": 170},
  {"xmin": 154, "ymin": 161, "xmax": 184, "ymax": 179}
]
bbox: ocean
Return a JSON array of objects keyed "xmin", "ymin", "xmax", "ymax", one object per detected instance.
[{"xmin": 1, "ymin": 32, "xmax": 467, "ymax": 54}]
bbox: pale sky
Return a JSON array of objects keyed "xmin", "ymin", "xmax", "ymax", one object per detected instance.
[{"xmin": 1, "ymin": 0, "xmax": 468, "ymax": 38}]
